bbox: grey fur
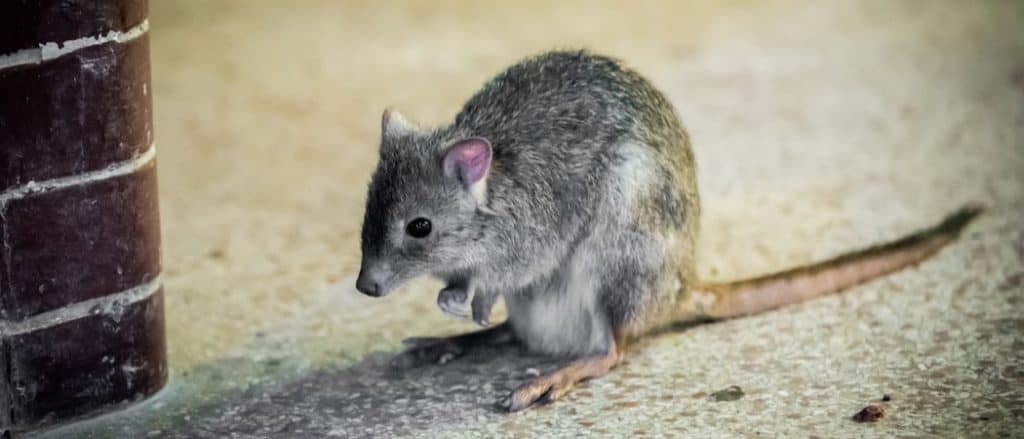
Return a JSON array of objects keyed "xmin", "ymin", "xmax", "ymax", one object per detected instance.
[{"xmin": 358, "ymin": 50, "xmax": 699, "ymax": 357}]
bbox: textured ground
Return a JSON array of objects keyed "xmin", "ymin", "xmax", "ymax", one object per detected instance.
[{"xmin": 37, "ymin": 0, "xmax": 1024, "ymax": 437}]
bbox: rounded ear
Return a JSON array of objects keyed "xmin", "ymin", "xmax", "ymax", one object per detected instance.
[
  {"xmin": 381, "ymin": 108, "xmax": 416, "ymax": 137},
  {"xmin": 443, "ymin": 137, "xmax": 492, "ymax": 203}
]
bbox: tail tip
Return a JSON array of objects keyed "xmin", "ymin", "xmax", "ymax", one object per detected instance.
[{"xmin": 940, "ymin": 203, "xmax": 985, "ymax": 235}]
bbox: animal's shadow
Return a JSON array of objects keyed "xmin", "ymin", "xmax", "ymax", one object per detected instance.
[
  {"xmin": 174, "ymin": 342, "xmax": 567, "ymax": 437},
  {"xmin": 172, "ymin": 321, "xmax": 712, "ymax": 437}
]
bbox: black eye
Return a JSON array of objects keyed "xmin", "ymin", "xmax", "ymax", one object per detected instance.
[{"xmin": 406, "ymin": 217, "xmax": 432, "ymax": 238}]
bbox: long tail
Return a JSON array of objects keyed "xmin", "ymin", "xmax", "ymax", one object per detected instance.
[{"xmin": 694, "ymin": 205, "xmax": 983, "ymax": 319}]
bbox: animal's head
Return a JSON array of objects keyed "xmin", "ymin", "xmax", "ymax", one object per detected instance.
[{"xmin": 355, "ymin": 109, "xmax": 493, "ymax": 297}]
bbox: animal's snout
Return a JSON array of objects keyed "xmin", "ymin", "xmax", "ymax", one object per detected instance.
[
  {"xmin": 355, "ymin": 266, "xmax": 388, "ymax": 297},
  {"xmin": 355, "ymin": 271, "xmax": 380, "ymax": 296}
]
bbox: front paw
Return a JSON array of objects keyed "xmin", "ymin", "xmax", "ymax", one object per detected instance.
[
  {"xmin": 437, "ymin": 286, "xmax": 471, "ymax": 318},
  {"xmin": 391, "ymin": 337, "xmax": 465, "ymax": 369},
  {"xmin": 470, "ymin": 292, "xmax": 497, "ymax": 327}
]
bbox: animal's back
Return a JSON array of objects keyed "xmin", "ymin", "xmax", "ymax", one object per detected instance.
[
  {"xmin": 454, "ymin": 50, "xmax": 692, "ymax": 167},
  {"xmin": 451, "ymin": 50, "xmax": 701, "ymax": 345}
]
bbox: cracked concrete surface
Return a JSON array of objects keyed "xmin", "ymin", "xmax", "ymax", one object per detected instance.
[{"xmin": 35, "ymin": 0, "xmax": 1024, "ymax": 437}]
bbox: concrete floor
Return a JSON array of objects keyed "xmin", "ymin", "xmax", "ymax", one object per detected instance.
[{"xmin": 39, "ymin": 0, "xmax": 1024, "ymax": 437}]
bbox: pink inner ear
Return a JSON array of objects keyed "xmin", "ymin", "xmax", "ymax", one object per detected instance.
[{"xmin": 444, "ymin": 137, "xmax": 492, "ymax": 186}]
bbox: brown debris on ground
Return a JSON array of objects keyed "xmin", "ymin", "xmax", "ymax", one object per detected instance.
[{"xmin": 852, "ymin": 405, "xmax": 886, "ymax": 423}]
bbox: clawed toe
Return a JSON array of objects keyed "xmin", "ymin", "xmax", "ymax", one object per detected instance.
[
  {"xmin": 437, "ymin": 285, "xmax": 471, "ymax": 318},
  {"xmin": 495, "ymin": 395, "xmax": 512, "ymax": 411},
  {"xmin": 498, "ymin": 378, "xmax": 564, "ymax": 412},
  {"xmin": 438, "ymin": 298, "xmax": 470, "ymax": 318}
]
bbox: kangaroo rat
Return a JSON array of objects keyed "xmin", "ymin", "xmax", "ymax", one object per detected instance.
[{"xmin": 355, "ymin": 50, "xmax": 981, "ymax": 411}]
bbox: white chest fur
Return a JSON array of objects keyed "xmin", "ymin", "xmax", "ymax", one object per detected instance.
[{"xmin": 503, "ymin": 249, "xmax": 611, "ymax": 357}]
